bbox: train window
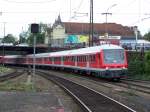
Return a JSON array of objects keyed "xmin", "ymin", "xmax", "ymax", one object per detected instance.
[
  {"xmin": 49, "ymin": 57, "xmax": 53, "ymax": 62},
  {"xmin": 78, "ymin": 56, "xmax": 80, "ymax": 62},
  {"xmin": 62, "ymin": 57, "xmax": 64, "ymax": 61},
  {"xmin": 103, "ymin": 49, "xmax": 124, "ymax": 64},
  {"xmin": 90, "ymin": 55, "xmax": 96, "ymax": 62},
  {"xmin": 85, "ymin": 56, "xmax": 86, "ymax": 62},
  {"xmin": 82, "ymin": 56, "xmax": 84, "ymax": 62},
  {"xmin": 55, "ymin": 57, "xmax": 60, "ymax": 61},
  {"xmin": 72, "ymin": 57, "xmax": 74, "ymax": 62},
  {"xmin": 82, "ymin": 56, "xmax": 85, "ymax": 62},
  {"xmin": 63, "ymin": 57, "xmax": 65, "ymax": 61},
  {"xmin": 65, "ymin": 57, "xmax": 67, "ymax": 61}
]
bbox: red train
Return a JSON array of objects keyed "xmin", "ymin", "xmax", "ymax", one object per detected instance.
[{"xmin": 1, "ymin": 44, "xmax": 128, "ymax": 80}]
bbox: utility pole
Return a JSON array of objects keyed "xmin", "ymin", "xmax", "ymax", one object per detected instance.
[
  {"xmin": 101, "ymin": 4, "xmax": 117, "ymax": 38},
  {"xmin": 89, "ymin": 0, "xmax": 93, "ymax": 47},
  {"xmin": 101, "ymin": 12, "xmax": 112, "ymax": 38}
]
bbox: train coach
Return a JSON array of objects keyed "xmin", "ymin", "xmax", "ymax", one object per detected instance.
[{"xmin": 1, "ymin": 44, "xmax": 128, "ymax": 80}]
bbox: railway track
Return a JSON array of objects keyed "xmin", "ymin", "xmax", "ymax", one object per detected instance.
[
  {"xmin": 0, "ymin": 70, "xmax": 24, "ymax": 82},
  {"xmin": 117, "ymin": 79, "xmax": 150, "ymax": 94},
  {"xmin": 59, "ymin": 70, "xmax": 150, "ymax": 94},
  {"xmin": 37, "ymin": 70, "xmax": 136, "ymax": 112},
  {"xmin": 53, "ymin": 69, "xmax": 150, "ymax": 94}
]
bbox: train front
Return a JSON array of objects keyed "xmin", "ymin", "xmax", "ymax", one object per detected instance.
[{"xmin": 102, "ymin": 48, "xmax": 128, "ymax": 79}]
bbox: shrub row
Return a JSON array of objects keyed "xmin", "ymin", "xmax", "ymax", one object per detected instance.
[{"xmin": 127, "ymin": 51, "xmax": 150, "ymax": 80}]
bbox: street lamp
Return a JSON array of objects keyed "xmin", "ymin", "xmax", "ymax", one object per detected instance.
[
  {"xmin": 2, "ymin": 22, "xmax": 6, "ymax": 66},
  {"xmin": 102, "ymin": 4, "xmax": 117, "ymax": 38}
]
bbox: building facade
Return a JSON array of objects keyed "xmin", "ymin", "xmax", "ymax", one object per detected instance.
[{"xmin": 50, "ymin": 15, "xmax": 136, "ymax": 47}]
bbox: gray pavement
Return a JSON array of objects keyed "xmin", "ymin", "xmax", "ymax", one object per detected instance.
[{"xmin": 0, "ymin": 91, "xmax": 64, "ymax": 112}]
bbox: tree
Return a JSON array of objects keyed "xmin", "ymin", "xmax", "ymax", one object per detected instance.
[
  {"xmin": 143, "ymin": 31, "xmax": 150, "ymax": 41},
  {"xmin": 27, "ymin": 33, "xmax": 45, "ymax": 45},
  {"xmin": 19, "ymin": 31, "xmax": 28, "ymax": 43},
  {"xmin": 2, "ymin": 34, "xmax": 16, "ymax": 44},
  {"xmin": 26, "ymin": 23, "xmax": 51, "ymax": 46}
]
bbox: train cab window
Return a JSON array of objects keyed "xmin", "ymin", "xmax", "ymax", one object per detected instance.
[{"xmin": 103, "ymin": 49, "xmax": 124, "ymax": 64}]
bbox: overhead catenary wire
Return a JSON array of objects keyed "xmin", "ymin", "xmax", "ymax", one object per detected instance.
[
  {"xmin": 74, "ymin": 0, "xmax": 84, "ymax": 12},
  {"xmin": 2, "ymin": 0, "xmax": 56, "ymax": 4}
]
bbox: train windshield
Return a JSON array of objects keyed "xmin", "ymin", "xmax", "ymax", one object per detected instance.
[{"xmin": 103, "ymin": 49, "xmax": 125, "ymax": 64}]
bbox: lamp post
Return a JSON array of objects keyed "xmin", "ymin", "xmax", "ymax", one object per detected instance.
[
  {"xmin": 26, "ymin": 23, "xmax": 39, "ymax": 85},
  {"xmin": 2, "ymin": 22, "xmax": 6, "ymax": 66},
  {"xmin": 102, "ymin": 4, "xmax": 117, "ymax": 38}
]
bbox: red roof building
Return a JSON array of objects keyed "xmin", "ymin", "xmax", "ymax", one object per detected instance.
[
  {"xmin": 63, "ymin": 22, "xmax": 135, "ymax": 36},
  {"xmin": 51, "ymin": 15, "xmax": 136, "ymax": 47}
]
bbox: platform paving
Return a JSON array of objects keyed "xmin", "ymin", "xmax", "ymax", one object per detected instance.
[{"xmin": 0, "ymin": 91, "xmax": 64, "ymax": 112}]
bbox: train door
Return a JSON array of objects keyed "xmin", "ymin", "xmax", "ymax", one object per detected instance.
[
  {"xmin": 86, "ymin": 55, "xmax": 89, "ymax": 68},
  {"xmin": 61, "ymin": 57, "xmax": 63, "ymax": 65},
  {"xmin": 52, "ymin": 57, "xmax": 54, "ymax": 65},
  {"xmin": 98, "ymin": 53, "xmax": 101, "ymax": 68},
  {"xmin": 75, "ymin": 56, "xmax": 77, "ymax": 66}
]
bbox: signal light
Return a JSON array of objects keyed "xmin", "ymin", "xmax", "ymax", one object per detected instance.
[{"xmin": 31, "ymin": 23, "xmax": 39, "ymax": 33}]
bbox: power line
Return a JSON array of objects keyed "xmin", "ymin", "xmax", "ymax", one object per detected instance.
[
  {"xmin": 76, "ymin": 0, "xmax": 84, "ymax": 12},
  {"xmin": 0, "ymin": 11, "xmax": 73, "ymax": 14},
  {"xmin": 2, "ymin": 0, "xmax": 56, "ymax": 4}
]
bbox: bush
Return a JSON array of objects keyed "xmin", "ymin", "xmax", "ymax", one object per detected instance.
[
  {"xmin": 127, "ymin": 51, "xmax": 150, "ymax": 80},
  {"xmin": 144, "ymin": 51, "xmax": 150, "ymax": 76}
]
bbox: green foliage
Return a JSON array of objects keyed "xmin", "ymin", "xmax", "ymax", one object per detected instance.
[
  {"xmin": 19, "ymin": 31, "xmax": 27, "ymax": 43},
  {"xmin": 127, "ymin": 51, "xmax": 150, "ymax": 80},
  {"xmin": 143, "ymin": 31, "xmax": 150, "ymax": 41},
  {"xmin": 2, "ymin": 34, "xmax": 16, "ymax": 44},
  {"xmin": 0, "ymin": 82, "xmax": 35, "ymax": 91},
  {"xmin": 144, "ymin": 51, "xmax": 150, "ymax": 75},
  {"xmin": 27, "ymin": 33, "xmax": 45, "ymax": 46},
  {"xmin": 0, "ymin": 66, "xmax": 11, "ymax": 73},
  {"xmin": 22, "ymin": 23, "xmax": 51, "ymax": 46}
]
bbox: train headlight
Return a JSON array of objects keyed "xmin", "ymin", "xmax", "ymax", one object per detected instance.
[
  {"xmin": 122, "ymin": 67, "xmax": 125, "ymax": 69},
  {"xmin": 106, "ymin": 67, "xmax": 109, "ymax": 70}
]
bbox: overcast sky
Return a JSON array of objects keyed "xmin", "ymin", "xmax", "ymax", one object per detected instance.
[{"xmin": 0, "ymin": 0, "xmax": 150, "ymax": 39}]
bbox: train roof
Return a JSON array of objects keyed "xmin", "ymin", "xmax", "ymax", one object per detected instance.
[
  {"xmin": 3, "ymin": 55, "xmax": 22, "ymax": 58},
  {"xmin": 29, "ymin": 44, "xmax": 124, "ymax": 58}
]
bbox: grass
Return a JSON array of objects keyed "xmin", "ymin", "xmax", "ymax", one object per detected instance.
[
  {"xmin": 0, "ymin": 66, "xmax": 11, "ymax": 74},
  {"xmin": 119, "ymin": 90, "xmax": 138, "ymax": 97},
  {"xmin": 0, "ymin": 81, "xmax": 36, "ymax": 91}
]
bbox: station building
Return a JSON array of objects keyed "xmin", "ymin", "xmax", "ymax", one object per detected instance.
[{"xmin": 48, "ymin": 15, "xmax": 138, "ymax": 48}]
